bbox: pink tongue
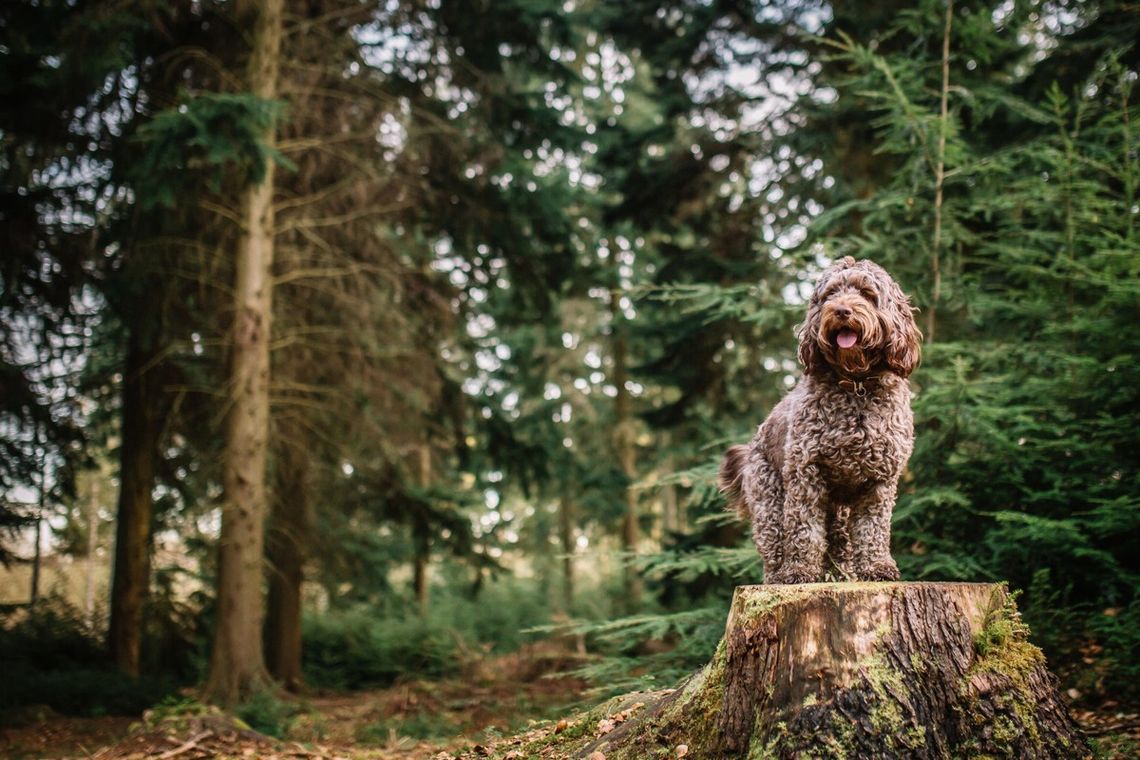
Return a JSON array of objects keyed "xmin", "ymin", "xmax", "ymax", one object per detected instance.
[{"xmin": 837, "ymin": 330, "xmax": 858, "ymax": 349}]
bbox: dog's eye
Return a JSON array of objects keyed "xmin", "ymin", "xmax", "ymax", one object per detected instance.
[{"xmin": 860, "ymin": 288, "xmax": 878, "ymax": 304}]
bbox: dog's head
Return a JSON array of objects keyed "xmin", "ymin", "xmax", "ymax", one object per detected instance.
[{"xmin": 797, "ymin": 256, "xmax": 922, "ymax": 379}]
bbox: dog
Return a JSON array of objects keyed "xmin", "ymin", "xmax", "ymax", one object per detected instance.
[{"xmin": 719, "ymin": 256, "xmax": 922, "ymax": 584}]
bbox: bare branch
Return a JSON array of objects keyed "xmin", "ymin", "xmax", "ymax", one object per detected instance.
[
  {"xmin": 276, "ymin": 201, "xmax": 413, "ymax": 233},
  {"xmin": 198, "ymin": 199, "xmax": 244, "ymax": 227}
]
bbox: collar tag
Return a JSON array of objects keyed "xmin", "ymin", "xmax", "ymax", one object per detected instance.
[{"xmin": 839, "ymin": 378, "xmax": 870, "ymax": 397}]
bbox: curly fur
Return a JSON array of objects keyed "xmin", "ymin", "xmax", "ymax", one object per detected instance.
[{"xmin": 720, "ymin": 256, "xmax": 922, "ymax": 584}]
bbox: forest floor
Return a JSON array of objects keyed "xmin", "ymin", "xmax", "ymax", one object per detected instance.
[
  {"xmin": 3, "ymin": 644, "xmax": 1139, "ymax": 759},
  {"xmin": 0, "ymin": 640, "xmax": 592, "ymax": 760}
]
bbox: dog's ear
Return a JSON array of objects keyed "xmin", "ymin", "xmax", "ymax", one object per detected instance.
[
  {"xmin": 796, "ymin": 299, "xmax": 824, "ymax": 374},
  {"xmin": 884, "ymin": 280, "xmax": 922, "ymax": 377}
]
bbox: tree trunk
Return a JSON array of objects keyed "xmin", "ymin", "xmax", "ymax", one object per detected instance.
[
  {"xmin": 30, "ymin": 427, "xmax": 47, "ymax": 609},
  {"xmin": 661, "ymin": 453, "xmax": 681, "ymax": 535},
  {"xmin": 413, "ymin": 525, "xmax": 430, "ymax": 613},
  {"xmin": 108, "ymin": 332, "xmax": 162, "ymax": 676},
  {"xmin": 518, "ymin": 583, "xmax": 1088, "ymax": 760},
  {"xmin": 609, "ymin": 286, "xmax": 641, "ymax": 612},
  {"xmin": 265, "ymin": 440, "xmax": 309, "ymax": 692},
  {"xmin": 85, "ymin": 475, "xmax": 100, "ymax": 629},
  {"xmin": 558, "ymin": 490, "xmax": 575, "ymax": 611},
  {"xmin": 927, "ymin": 0, "xmax": 953, "ymax": 343},
  {"xmin": 412, "ymin": 445, "xmax": 431, "ymax": 613},
  {"xmin": 30, "ymin": 503, "xmax": 42, "ymax": 609},
  {"xmin": 203, "ymin": 0, "xmax": 282, "ymax": 707}
]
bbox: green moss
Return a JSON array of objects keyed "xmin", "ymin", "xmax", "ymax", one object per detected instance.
[
  {"xmin": 736, "ymin": 586, "xmax": 807, "ymax": 622},
  {"xmin": 972, "ymin": 590, "xmax": 1045, "ymax": 689},
  {"xmin": 747, "ymin": 719, "xmax": 787, "ymax": 760},
  {"xmin": 552, "ymin": 715, "xmax": 591, "ymax": 742},
  {"xmin": 734, "ymin": 583, "xmax": 910, "ymax": 626},
  {"xmin": 847, "ymin": 650, "xmax": 929, "ymax": 753},
  {"xmin": 861, "ymin": 652, "xmax": 907, "ymax": 734},
  {"xmin": 991, "ymin": 713, "xmax": 1024, "ymax": 744},
  {"xmin": 673, "ymin": 639, "xmax": 726, "ymax": 711},
  {"xmin": 515, "ymin": 641, "xmax": 734, "ymax": 760},
  {"xmin": 819, "ymin": 712, "xmax": 857, "ymax": 760},
  {"xmin": 904, "ymin": 724, "xmax": 927, "ymax": 749},
  {"xmin": 515, "ymin": 692, "xmax": 633, "ymax": 756},
  {"xmin": 663, "ymin": 648, "xmax": 727, "ymax": 755},
  {"xmin": 962, "ymin": 590, "xmax": 1053, "ymax": 751}
]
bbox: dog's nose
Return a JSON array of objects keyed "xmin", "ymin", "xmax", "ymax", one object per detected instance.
[{"xmin": 833, "ymin": 305, "xmax": 852, "ymax": 319}]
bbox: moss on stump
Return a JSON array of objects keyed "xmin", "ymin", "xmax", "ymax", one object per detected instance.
[{"xmin": 497, "ymin": 583, "xmax": 1089, "ymax": 760}]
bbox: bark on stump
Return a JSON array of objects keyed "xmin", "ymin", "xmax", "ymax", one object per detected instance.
[{"xmin": 544, "ymin": 583, "xmax": 1088, "ymax": 759}]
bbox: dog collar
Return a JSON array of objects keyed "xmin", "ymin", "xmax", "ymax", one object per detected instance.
[{"xmin": 836, "ymin": 374, "xmax": 882, "ymax": 397}]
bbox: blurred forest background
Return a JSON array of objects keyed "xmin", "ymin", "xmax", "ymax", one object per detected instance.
[{"xmin": 2, "ymin": 0, "xmax": 1139, "ymax": 752}]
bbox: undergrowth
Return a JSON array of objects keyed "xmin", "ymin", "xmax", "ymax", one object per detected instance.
[
  {"xmin": 0, "ymin": 595, "xmax": 175, "ymax": 722},
  {"xmin": 303, "ymin": 574, "xmax": 570, "ymax": 689}
]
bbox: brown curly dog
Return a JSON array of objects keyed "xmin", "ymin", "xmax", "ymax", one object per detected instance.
[{"xmin": 720, "ymin": 256, "xmax": 922, "ymax": 584}]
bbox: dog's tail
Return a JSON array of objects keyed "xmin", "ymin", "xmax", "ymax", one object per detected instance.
[{"xmin": 719, "ymin": 444, "xmax": 751, "ymax": 521}]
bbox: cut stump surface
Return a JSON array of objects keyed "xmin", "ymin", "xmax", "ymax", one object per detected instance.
[{"xmin": 514, "ymin": 582, "xmax": 1088, "ymax": 759}]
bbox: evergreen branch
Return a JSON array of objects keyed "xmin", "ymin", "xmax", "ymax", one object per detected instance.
[
  {"xmin": 632, "ymin": 462, "xmax": 717, "ymax": 491},
  {"xmin": 633, "ymin": 282, "xmax": 796, "ymax": 325},
  {"xmin": 634, "ymin": 546, "xmax": 759, "ymax": 581},
  {"xmin": 868, "ymin": 53, "xmax": 938, "ymax": 177},
  {"xmin": 528, "ymin": 607, "xmax": 722, "ymax": 640}
]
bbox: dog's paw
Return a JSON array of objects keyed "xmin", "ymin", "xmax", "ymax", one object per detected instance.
[
  {"xmin": 856, "ymin": 560, "xmax": 900, "ymax": 581},
  {"xmin": 766, "ymin": 569, "xmax": 820, "ymax": 585}
]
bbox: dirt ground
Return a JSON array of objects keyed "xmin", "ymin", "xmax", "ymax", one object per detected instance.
[
  {"xmin": 3, "ymin": 654, "xmax": 1138, "ymax": 759},
  {"xmin": 0, "ymin": 643, "xmax": 591, "ymax": 760},
  {"xmin": 0, "ymin": 679, "xmax": 586, "ymax": 760}
]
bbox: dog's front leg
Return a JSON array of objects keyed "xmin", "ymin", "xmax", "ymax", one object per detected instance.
[
  {"xmin": 849, "ymin": 481, "xmax": 901, "ymax": 581},
  {"xmin": 770, "ymin": 462, "xmax": 828, "ymax": 584}
]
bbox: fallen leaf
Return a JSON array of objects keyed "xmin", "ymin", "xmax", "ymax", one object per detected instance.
[
  {"xmin": 596, "ymin": 718, "xmax": 615, "ymax": 735},
  {"xmin": 554, "ymin": 719, "xmax": 569, "ymax": 734},
  {"xmin": 589, "ymin": 752, "xmax": 606, "ymax": 760},
  {"xmin": 676, "ymin": 745, "xmax": 689, "ymax": 758}
]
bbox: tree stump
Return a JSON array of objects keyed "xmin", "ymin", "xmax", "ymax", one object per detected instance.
[{"xmin": 522, "ymin": 583, "xmax": 1088, "ymax": 759}]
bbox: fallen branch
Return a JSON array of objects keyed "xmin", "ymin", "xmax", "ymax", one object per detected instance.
[
  {"xmin": 156, "ymin": 729, "xmax": 212, "ymax": 759},
  {"xmin": 1080, "ymin": 720, "xmax": 1140, "ymax": 737}
]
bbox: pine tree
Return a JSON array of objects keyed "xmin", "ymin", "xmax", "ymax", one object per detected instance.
[
  {"xmin": 202, "ymin": 0, "xmax": 285, "ymax": 705},
  {"xmin": 0, "ymin": 0, "xmax": 137, "ymax": 566}
]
